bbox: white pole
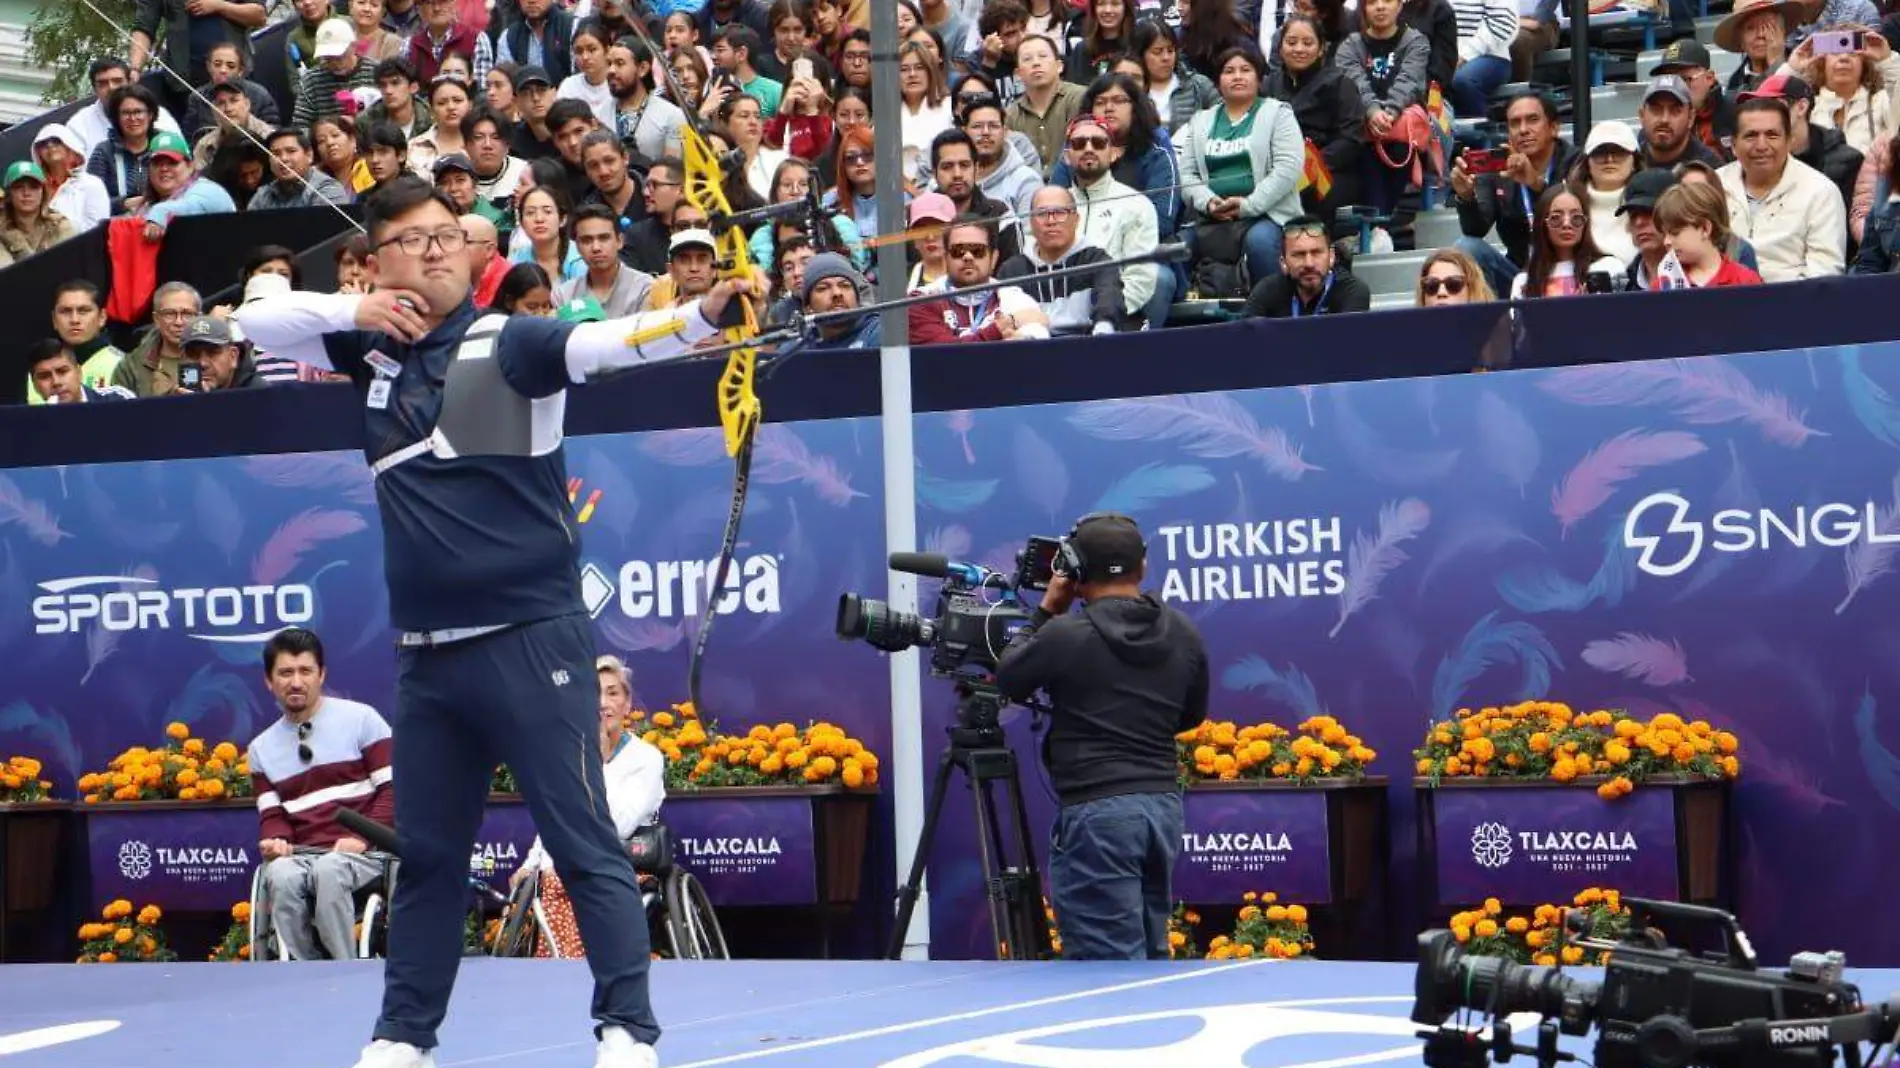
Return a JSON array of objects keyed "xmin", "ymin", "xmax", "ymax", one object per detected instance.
[{"xmin": 871, "ymin": 0, "xmax": 930, "ymax": 961}]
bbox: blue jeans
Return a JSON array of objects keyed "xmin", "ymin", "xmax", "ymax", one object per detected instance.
[
  {"xmin": 1144, "ymin": 262, "xmax": 1178, "ymax": 328},
  {"xmin": 1243, "ymin": 217, "xmax": 1285, "ymax": 283},
  {"xmin": 1456, "ymin": 236, "xmax": 1521, "ymax": 299},
  {"xmin": 1451, "ymin": 55, "xmax": 1513, "ymax": 120},
  {"xmin": 377, "ymin": 614, "xmax": 657, "ymax": 1050},
  {"xmin": 1048, "ymin": 791, "xmax": 1183, "ymax": 961}
]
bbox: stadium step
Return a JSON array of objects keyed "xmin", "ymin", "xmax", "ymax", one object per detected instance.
[{"xmin": 1353, "ymin": 249, "xmax": 1435, "ymax": 296}]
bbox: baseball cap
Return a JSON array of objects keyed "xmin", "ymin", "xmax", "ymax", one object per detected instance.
[
  {"xmin": 1583, "ymin": 121, "xmax": 1639, "ymax": 156},
  {"xmin": 431, "ymin": 152, "xmax": 476, "ymax": 178},
  {"xmin": 557, "ymin": 294, "xmax": 605, "ymax": 323},
  {"xmin": 1617, "ymin": 167, "xmax": 1679, "ymax": 215},
  {"xmin": 1070, "ymin": 514, "xmax": 1146, "ymax": 580},
  {"xmin": 182, "ymin": 315, "xmax": 234, "ymax": 348},
  {"xmin": 669, "ymin": 227, "xmax": 716, "ymax": 256},
  {"xmin": 208, "ymin": 79, "xmax": 247, "ymax": 98},
  {"xmin": 314, "ymin": 17, "xmax": 355, "ymax": 59},
  {"xmin": 908, "ymin": 191, "xmax": 956, "ymax": 226},
  {"xmin": 4, "ymin": 161, "xmax": 45, "ymax": 187},
  {"xmin": 243, "ymin": 272, "xmax": 291, "ymax": 304},
  {"xmin": 1649, "ymin": 38, "xmax": 1711, "ymax": 75},
  {"xmin": 148, "ymin": 130, "xmax": 191, "ymax": 163},
  {"xmin": 1644, "ymin": 74, "xmax": 1692, "ymax": 106},
  {"xmin": 514, "ymin": 65, "xmax": 553, "ymax": 91},
  {"xmin": 1738, "ymin": 72, "xmax": 1813, "ymax": 103}
]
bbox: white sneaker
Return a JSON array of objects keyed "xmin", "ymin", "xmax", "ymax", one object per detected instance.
[
  {"xmin": 348, "ymin": 1040, "xmax": 437, "ymax": 1068},
  {"xmin": 595, "ymin": 1025, "xmax": 659, "ymax": 1068}
]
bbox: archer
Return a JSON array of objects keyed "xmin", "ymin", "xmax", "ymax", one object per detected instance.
[{"xmin": 234, "ymin": 174, "xmax": 756, "ymax": 1068}]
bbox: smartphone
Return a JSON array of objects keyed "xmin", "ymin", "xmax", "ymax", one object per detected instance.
[
  {"xmin": 1465, "ymin": 147, "xmax": 1510, "ymax": 175},
  {"xmin": 792, "ymin": 56, "xmax": 814, "ymax": 81},
  {"xmin": 1811, "ymin": 29, "xmax": 1865, "ymax": 54},
  {"xmin": 178, "ymin": 363, "xmax": 203, "ymax": 392}
]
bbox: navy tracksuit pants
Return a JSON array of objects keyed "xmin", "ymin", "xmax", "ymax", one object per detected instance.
[{"xmin": 374, "ymin": 613, "xmax": 659, "ymax": 1050}]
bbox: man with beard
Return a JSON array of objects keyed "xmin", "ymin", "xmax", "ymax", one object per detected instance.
[
  {"xmin": 234, "ymin": 175, "xmax": 754, "ymax": 1068},
  {"xmin": 250, "ymin": 127, "xmax": 352, "ymax": 210},
  {"xmin": 579, "ymin": 131, "xmax": 648, "ymax": 235},
  {"xmin": 931, "ymin": 128, "xmax": 1021, "ymax": 262},
  {"xmin": 622, "ymin": 156, "xmax": 684, "ymax": 272},
  {"xmin": 605, "ymin": 36, "xmax": 685, "ymax": 165},
  {"xmin": 800, "ymin": 252, "xmax": 881, "ymax": 349},
  {"xmin": 245, "ymin": 627, "xmax": 396, "ymax": 962},
  {"xmin": 996, "ymin": 185, "xmax": 1125, "ymax": 335},
  {"xmin": 1242, "ymin": 217, "xmax": 1370, "ymax": 317},
  {"xmin": 906, "ymin": 215, "xmax": 1049, "ymax": 343},
  {"xmin": 1638, "ymin": 75, "xmax": 1723, "ymax": 172},
  {"xmin": 1651, "ymin": 40, "xmax": 1736, "ymax": 162},
  {"xmin": 1065, "ymin": 115, "xmax": 1162, "ymax": 326},
  {"xmin": 965, "ymin": 95, "xmax": 1042, "ymax": 217}
]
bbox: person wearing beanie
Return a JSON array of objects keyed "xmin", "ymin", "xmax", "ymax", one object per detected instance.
[{"xmin": 800, "ymin": 251, "xmax": 881, "ymax": 350}]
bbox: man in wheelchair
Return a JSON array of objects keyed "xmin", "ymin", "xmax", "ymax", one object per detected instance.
[
  {"xmin": 246, "ymin": 628, "xmax": 398, "ymax": 960},
  {"xmin": 506, "ymin": 655, "xmax": 665, "ymax": 958}
]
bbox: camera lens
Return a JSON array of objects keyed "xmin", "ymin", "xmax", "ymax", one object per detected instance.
[
  {"xmin": 1412, "ymin": 930, "xmax": 1597, "ymax": 1034},
  {"xmin": 835, "ymin": 593, "xmax": 931, "ymax": 653}
]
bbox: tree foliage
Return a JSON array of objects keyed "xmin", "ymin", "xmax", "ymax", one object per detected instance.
[{"xmin": 26, "ymin": 0, "xmax": 136, "ymax": 106}]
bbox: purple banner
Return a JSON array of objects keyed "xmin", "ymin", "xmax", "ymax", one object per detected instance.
[
  {"xmin": 1431, "ymin": 786, "xmax": 1679, "ymax": 906},
  {"xmin": 472, "ymin": 801, "xmax": 536, "ymax": 892},
  {"xmin": 88, "ymin": 806, "xmax": 256, "ymax": 912},
  {"xmin": 1176, "ymin": 789, "xmax": 1333, "ymax": 905},
  {"xmin": 662, "ymin": 794, "xmax": 816, "ymax": 906}
]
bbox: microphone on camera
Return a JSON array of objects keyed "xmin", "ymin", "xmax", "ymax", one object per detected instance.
[
  {"xmin": 337, "ymin": 807, "xmax": 402, "ymax": 857},
  {"xmin": 888, "ymin": 552, "xmax": 951, "ymax": 579}
]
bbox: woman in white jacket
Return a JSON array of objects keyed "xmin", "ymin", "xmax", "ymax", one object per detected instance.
[
  {"xmin": 510, "ymin": 655, "xmax": 666, "ymax": 958},
  {"xmin": 1177, "ymin": 46, "xmax": 1305, "ymax": 283}
]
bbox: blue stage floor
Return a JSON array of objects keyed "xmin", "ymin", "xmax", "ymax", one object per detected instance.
[{"xmin": 4, "ymin": 958, "xmax": 1900, "ymax": 1067}]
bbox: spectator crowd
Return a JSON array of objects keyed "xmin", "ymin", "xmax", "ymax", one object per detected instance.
[{"xmin": 16, "ymin": 0, "xmax": 1900, "ymax": 402}]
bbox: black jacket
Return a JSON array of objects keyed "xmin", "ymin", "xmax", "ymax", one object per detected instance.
[
  {"xmin": 1392, "ymin": 0, "xmax": 1458, "ymax": 102},
  {"xmin": 1263, "ymin": 63, "xmax": 1367, "ymax": 196},
  {"xmin": 996, "ymin": 242, "xmax": 1126, "ymax": 333},
  {"xmin": 1244, "ymin": 269, "xmax": 1373, "ymax": 318},
  {"xmin": 1456, "ymin": 138, "xmax": 1580, "ymax": 266},
  {"xmin": 1638, "ymin": 132, "xmax": 1722, "ymax": 173},
  {"xmin": 1795, "ymin": 123, "xmax": 1863, "ymax": 220},
  {"xmin": 995, "ymin": 595, "xmax": 1209, "ymax": 807}
]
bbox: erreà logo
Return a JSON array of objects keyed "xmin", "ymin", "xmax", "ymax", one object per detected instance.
[
  {"xmin": 579, "ymin": 556, "xmax": 782, "ymax": 620},
  {"xmin": 33, "ymin": 576, "xmax": 315, "ymax": 641}
]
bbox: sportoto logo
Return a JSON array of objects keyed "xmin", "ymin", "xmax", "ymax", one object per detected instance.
[
  {"xmin": 1470, "ymin": 823, "xmax": 1513, "ymax": 869},
  {"xmin": 117, "ymin": 841, "xmax": 153, "ymax": 880},
  {"xmin": 31, "ymin": 576, "xmax": 316, "ymax": 641}
]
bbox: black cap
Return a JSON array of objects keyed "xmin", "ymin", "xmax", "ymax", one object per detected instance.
[
  {"xmin": 208, "ymin": 79, "xmax": 246, "ymax": 98},
  {"xmin": 1618, "ymin": 167, "xmax": 1679, "ymax": 215},
  {"xmin": 431, "ymin": 151, "xmax": 476, "ymax": 177},
  {"xmin": 514, "ymin": 65, "xmax": 553, "ymax": 90},
  {"xmin": 1071, "ymin": 514, "xmax": 1147, "ymax": 580},
  {"xmin": 1649, "ymin": 39, "xmax": 1711, "ymax": 75}
]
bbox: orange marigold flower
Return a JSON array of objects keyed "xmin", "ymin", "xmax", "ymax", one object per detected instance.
[{"xmin": 165, "ymin": 723, "xmax": 190, "ymax": 741}]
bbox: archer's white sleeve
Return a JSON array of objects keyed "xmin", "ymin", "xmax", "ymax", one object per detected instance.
[
  {"xmin": 232, "ymin": 292, "xmax": 363, "ymax": 372},
  {"xmin": 562, "ymin": 301, "xmax": 722, "ymax": 385}
]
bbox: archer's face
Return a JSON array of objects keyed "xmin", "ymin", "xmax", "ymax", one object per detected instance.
[{"xmin": 367, "ymin": 198, "xmax": 473, "ymax": 315}]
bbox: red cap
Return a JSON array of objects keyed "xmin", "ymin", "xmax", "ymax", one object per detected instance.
[{"xmin": 1737, "ymin": 72, "xmax": 1813, "ymax": 103}]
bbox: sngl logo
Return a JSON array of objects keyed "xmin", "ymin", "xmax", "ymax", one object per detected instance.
[{"xmin": 1623, "ymin": 491, "xmax": 1900, "ymax": 578}]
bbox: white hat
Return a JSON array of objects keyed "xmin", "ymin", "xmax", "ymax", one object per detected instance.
[
  {"xmin": 668, "ymin": 228, "xmax": 716, "ymax": 256},
  {"xmin": 1583, "ymin": 121, "xmax": 1639, "ymax": 156},
  {"xmin": 314, "ymin": 18, "xmax": 356, "ymax": 59},
  {"xmin": 243, "ymin": 272, "xmax": 292, "ymax": 304},
  {"xmin": 31, "ymin": 123, "xmax": 85, "ymax": 158}
]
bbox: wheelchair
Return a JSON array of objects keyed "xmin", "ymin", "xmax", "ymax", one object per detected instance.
[
  {"xmin": 489, "ymin": 822, "xmax": 729, "ymax": 961},
  {"xmin": 248, "ymin": 845, "xmax": 400, "ymax": 961}
]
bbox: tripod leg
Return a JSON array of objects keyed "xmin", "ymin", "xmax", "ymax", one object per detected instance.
[
  {"xmin": 968, "ymin": 771, "xmax": 1012, "ymax": 960},
  {"xmin": 888, "ymin": 749, "xmax": 959, "ymax": 960},
  {"xmin": 997, "ymin": 756, "xmax": 1052, "ymax": 959}
]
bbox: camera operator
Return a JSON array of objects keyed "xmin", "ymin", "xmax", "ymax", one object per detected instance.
[{"xmin": 994, "ymin": 513, "xmax": 1209, "ymax": 961}]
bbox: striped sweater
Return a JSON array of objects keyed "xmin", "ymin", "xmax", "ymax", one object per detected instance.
[
  {"xmin": 247, "ymin": 697, "xmax": 395, "ymax": 847},
  {"xmin": 1447, "ymin": 0, "xmax": 1518, "ymax": 64}
]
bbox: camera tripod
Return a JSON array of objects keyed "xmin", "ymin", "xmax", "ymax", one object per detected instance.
[{"xmin": 888, "ymin": 682, "xmax": 1051, "ymax": 962}]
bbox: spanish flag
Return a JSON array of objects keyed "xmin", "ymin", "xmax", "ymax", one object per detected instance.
[{"xmin": 1299, "ymin": 139, "xmax": 1333, "ymax": 199}]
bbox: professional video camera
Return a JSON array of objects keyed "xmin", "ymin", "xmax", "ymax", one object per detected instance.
[
  {"xmin": 835, "ymin": 535, "xmax": 1062, "ymax": 694},
  {"xmin": 1411, "ymin": 898, "xmax": 1900, "ymax": 1068}
]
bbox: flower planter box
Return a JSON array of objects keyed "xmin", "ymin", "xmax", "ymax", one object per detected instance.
[
  {"xmin": 1175, "ymin": 778, "xmax": 1389, "ymax": 959},
  {"xmin": 1414, "ymin": 776, "xmax": 1733, "ymax": 912},
  {"xmin": 84, "ymin": 799, "xmax": 259, "ymax": 913},
  {"xmin": 0, "ymin": 801, "xmax": 74, "ymax": 962}
]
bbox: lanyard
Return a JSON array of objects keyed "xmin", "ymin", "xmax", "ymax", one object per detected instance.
[
  {"xmin": 1290, "ymin": 273, "xmax": 1335, "ymax": 318},
  {"xmin": 1518, "ymin": 156, "xmax": 1556, "ymax": 220}
]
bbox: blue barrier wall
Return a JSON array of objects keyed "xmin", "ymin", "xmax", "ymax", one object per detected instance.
[{"xmin": 4, "ymin": 280, "xmax": 1900, "ymax": 965}]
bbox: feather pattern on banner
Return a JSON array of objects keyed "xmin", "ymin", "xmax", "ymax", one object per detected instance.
[
  {"xmin": 1537, "ymin": 358, "xmax": 1822, "ymax": 446},
  {"xmin": 638, "ymin": 428, "xmax": 729, "ymax": 466},
  {"xmin": 925, "ymin": 525, "xmax": 973, "ymax": 559},
  {"xmin": 1430, "ymin": 611, "xmax": 1562, "ymax": 722},
  {"xmin": 945, "ymin": 410, "xmax": 976, "ymax": 464},
  {"xmin": 1854, "ymin": 690, "xmax": 1900, "ymax": 813},
  {"xmin": 163, "ymin": 664, "xmax": 260, "ymax": 747},
  {"xmin": 1332, "ymin": 386, "xmax": 1461, "ymax": 484},
  {"xmin": 581, "ymin": 448, "xmax": 640, "ymax": 541},
  {"xmin": 916, "ymin": 462, "xmax": 999, "ymax": 513},
  {"xmin": 81, "ymin": 626, "xmax": 120, "ymax": 686},
  {"xmin": 1011, "ymin": 424, "xmax": 1069, "ymax": 521},
  {"xmin": 1837, "ymin": 472, "xmax": 1900, "ymax": 615},
  {"xmin": 1092, "ymin": 462, "xmax": 1215, "ymax": 512},
  {"xmin": 240, "ymin": 452, "xmax": 376, "ymax": 504},
  {"xmin": 1330, "ymin": 498, "xmax": 1431, "ymax": 638},
  {"xmin": 754, "ymin": 498, "xmax": 813, "ymax": 637},
  {"xmin": 1672, "ymin": 441, "xmax": 1760, "ymax": 603},
  {"xmin": 193, "ymin": 472, "xmax": 244, "ymax": 561},
  {"xmin": 1495, "ymin": 518, "xmax": 1637, "ymax": 613},
  {"xmin": 0, "ymin": 471, "xmax": 69, "ymax": 545},
  {"xmin": 1221, "ymin": 655, "xmax": 1324, "ymax": 717},
  {"xmin": 1550, "ymin": 430, "xmax": 1706, "ymax": 533},
  {"xmin": 1476, "ymin": 391, "xmax": 1540, "ymax": 496},
  {"xmin": 1064, "ymin": 394, "xmax": 1318, "ymax": 481},
  {"xmin": 251, "ymin": 508, "xmax": 368, "ymax": 585},
  {"xmin": 599, "ymin": 616, "xmax": 690, "ymax": 653},
  {"xmin": 752, "ymin": 426, "xmax": 865, "ymax": 505},
  {"xmin": 1415, "ymin": 515, "xmax": 1537, "ymax": 601},
  {"xmin": 0, "ymin": 702, "xmax": 81, "ymax": 781},
  {"xmin": 1841, "ymin": 348, "xmax": 1900, "ymax": 448},
  {"xmin": 1580, "ymin": 632, "xmax": 1691, "ymax": 686}
]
